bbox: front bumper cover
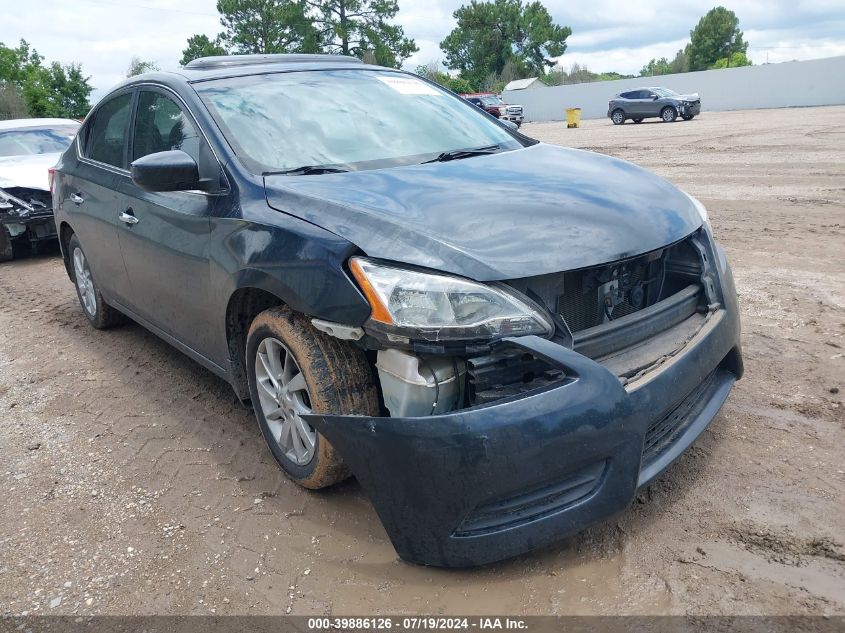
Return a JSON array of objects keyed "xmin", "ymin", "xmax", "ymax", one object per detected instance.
[{"xmin": 306, "ymin": 273, "xmax": 742, "ymax": 566}]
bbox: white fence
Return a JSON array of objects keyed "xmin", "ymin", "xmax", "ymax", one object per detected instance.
[{"xmin": 503, "ymin": 55, "xmax": 845, "ymax": 122}]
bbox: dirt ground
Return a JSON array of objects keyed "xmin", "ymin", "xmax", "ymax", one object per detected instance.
[{"xmin": 1, "ymin": 106, "xmax": 843, "ymax": 616}]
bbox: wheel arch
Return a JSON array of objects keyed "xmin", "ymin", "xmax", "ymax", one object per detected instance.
[
  {"xmin": 59, "ymin": 221, "xmax": 75, "ymax": 280},
  {"xmin": 225, "ymin": 280, "xmax": 290, "ymax": 400}
]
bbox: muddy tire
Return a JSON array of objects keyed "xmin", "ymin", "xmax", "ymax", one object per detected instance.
[
  {"xmin": 68, "ymin": 234, "xmax": 126, "ymax": 329},
  {"xmin": 246, "ymin": 306, "xmax": 379, "ymax": 489},
  {"xmin": 611, "ymin": 109, "xmax": 625, "ymax": 125}
]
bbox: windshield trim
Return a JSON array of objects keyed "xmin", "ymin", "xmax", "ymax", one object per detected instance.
[{"xmin": 194, "ymin": 68, "xmax": 529, "ymax": 176}]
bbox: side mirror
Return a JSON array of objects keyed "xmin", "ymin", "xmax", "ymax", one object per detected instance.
[
  {"xmin": 130, "ymin": 150, "xmax": 203, "ymax": 192},
  {"xmin": 651, "ymin": 94, "xmax": 659, "ymax": 100}
]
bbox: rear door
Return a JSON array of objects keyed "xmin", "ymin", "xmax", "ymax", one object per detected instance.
[
  {"xmin": 116, "ymin": 86, "xmax": 222, "ymax": 356},
  {"xmin": 62, "ymin": 90, "xmax": 134, "ymax": 301}
]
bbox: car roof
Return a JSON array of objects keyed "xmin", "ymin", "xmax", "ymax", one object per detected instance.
[
  {"xmin": 108, "ymin": 54, "xmax": 392, "ymax": 93},
  {"xmin": 0, "ymin": 118, "xmax": 80, "ymax": 130}
]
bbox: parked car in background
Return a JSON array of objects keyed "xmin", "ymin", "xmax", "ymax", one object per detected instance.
[
  {"xmin": 608, "ymin": 87, "xmax": 701, "ymax": 124},
  {"xmin": 0, "ymin": 118, "xmax": 80, "ymax": 261},
  {"xmin": 52, "ymin": 54, "xmax": 742, "ymax": 568},
  {"xmin": 462, "ymin": 92, "xmax": 524, "ymax": 127}
]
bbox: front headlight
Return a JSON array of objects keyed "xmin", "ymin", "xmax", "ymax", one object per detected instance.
[
  {"xmin": 349, "ymin": 258, "xmax": 554, "ymax": 342},
  {"xmin": 683, "ymin": 191, "xmax": 710, "ymax": 226}
]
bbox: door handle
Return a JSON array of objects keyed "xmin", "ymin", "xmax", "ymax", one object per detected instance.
[
  {"xmin": 118, "ymin": 210, "xmax": 139, "ymax": 225},
  {"xmin": 70, "ymin": 193, "xmax": 85, "ymax": 205}
]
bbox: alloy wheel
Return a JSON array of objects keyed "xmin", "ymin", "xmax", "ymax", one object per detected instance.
[
  {"xmin": 73, "ymin": 247, "xmax": 97, "ymax": 317},
  {"xmin": 254, "ymin": 337, "xmax": 316, "ymax": 465}
]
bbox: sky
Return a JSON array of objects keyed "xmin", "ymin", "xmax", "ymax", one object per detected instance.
[{"xmin": 2, "ymin": 0, "xmax": 844, "ymax": 100}]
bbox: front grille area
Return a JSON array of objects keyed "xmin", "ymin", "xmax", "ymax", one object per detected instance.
[
  {"xmin": 507, "ymin": 234, "xmax": 706, "ymax": 352},
  {"xmin": 641, "ymin": 370, "xmax": 718, "ymax": 468},
  {"xmin": 455, "ymin": 459, "xmax": 606, "ymax": 536}
]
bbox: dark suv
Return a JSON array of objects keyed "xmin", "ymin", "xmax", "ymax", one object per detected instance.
[
  {"xmin": 52, "ymin": 54, "xmax": 742, "ymax": 568},
  {"xmin": 608, "ymin": 87, "xmax": 701, "ymax": 124}
]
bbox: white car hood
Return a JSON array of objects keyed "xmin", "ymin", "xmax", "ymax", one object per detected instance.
[{"xmin": 0, "ymin": 153, "xmax": 61, "ymax": 191}]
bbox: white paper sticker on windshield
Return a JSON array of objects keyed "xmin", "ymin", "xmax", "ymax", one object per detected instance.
[{"xmin": 376, "ymin": 75, "xmax": 442, "ymax": 95}]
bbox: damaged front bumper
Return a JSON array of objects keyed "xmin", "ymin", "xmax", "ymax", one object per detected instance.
[
  {"xmin": 305, "ymin": 272, "xmax": 742, "ymax": 567},
  {"xmin": 0, "ymin": 186, "xmax": 57, "ymax": 259}
]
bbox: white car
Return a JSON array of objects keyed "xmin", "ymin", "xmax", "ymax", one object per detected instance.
[{"xmin": 0, "ymin": 117, "xmax": 80, "ymax": 261}]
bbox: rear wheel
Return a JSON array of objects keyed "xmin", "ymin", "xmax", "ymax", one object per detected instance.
[
  {"xmin": 68, "ymin": 234, "xmax": 125, "ymax": 329},
  {"xmin": 246, "ymin": 306, "xmax": 379, "ymax": 489},
  {"xmin": 0, "ymin": 227, "xmax": 13, "ymax": 263},
  {"xmin": 661, "ymin": 106, "xmax": 678, "ymax": 122},
  {"xmin": 611, "ymin": 109, "xmax": 625, "ymax": 125}
]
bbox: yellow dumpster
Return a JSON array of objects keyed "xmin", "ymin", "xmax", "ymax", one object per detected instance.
[{"xmin": 566, "ymin": 107, "xmax": 582, "ymax": 128}]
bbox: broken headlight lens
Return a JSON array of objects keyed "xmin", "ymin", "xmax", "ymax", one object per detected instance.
[{"xmin": 350, "ymin": 258, "xmax": 554, "ymax": 342}]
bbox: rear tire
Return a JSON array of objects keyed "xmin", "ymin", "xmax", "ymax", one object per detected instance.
[
  {"xmin": 246, "ymin": 306, "xmax": 380, "ymax": 489},
  {"xmin": 611, "ymin": 109, "xmax": 625, "ymax": 125},
  {"xmin": 0, "ymin": 227, "xmax": 13, "ymax": 263},
  {"xmin": 68, "ymin": 234, "xmax": 126, "ymax": 329},
  {"xmin": 661, "ymin": 106, "xmax": 678, "ymax": 122}
]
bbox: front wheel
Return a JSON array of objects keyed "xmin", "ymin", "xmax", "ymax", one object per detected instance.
[
  {"xmin": 611, "ymin": 110, "xmax": 625, "ymax": 125},
  {"xmin": 246, "ymin": 306, "xmax": 380, "ymax": 489},
  {"xmin": 661, "ymin": 106, "xmax": 678, "ymax": 122},
  {"xmin": 68, "ymin": 234, "xmax": 125, "ymax": 329}
]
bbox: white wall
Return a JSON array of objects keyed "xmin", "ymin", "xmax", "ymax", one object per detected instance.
[{"xmin": 503, "ymin": 56, "xmax": 845, "ymax": 122}]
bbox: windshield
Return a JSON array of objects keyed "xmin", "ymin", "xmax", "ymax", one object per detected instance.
[
  {"xmin": 0, "ymin": 125, "xmax": 79, "ymax": 157},
  {"xmin": 652, "ymin": 87, "xmax": 680, "ymax": 97},
  {"xmin": 481, "ymin": 96, "xmax": 503, "ymax": 106},
  {"xmin": 196, "ymin": 70, "xmax": 523, "ymax": 173}
]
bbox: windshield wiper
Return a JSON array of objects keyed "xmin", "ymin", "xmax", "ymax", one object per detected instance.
[
  {"xmin": 422, "ymin": 144, "xmax": 502, "ymax": 163},
  {"xmin": 265, "ymin": 165, "xmax": 350, "ymax": 176}
]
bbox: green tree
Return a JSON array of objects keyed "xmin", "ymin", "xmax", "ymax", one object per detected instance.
[
  {"xmin": 309, "ymin": 0, "xmax": 417, "ymax": 68},
  {"xmin": 21, "ymin": 62, "xmax": 92, "ymax": 119},
  {"xmin": 415, "ymin": 62, "xmax": 475, "ymax": 93},
  {"xmin": 0, "ymin": 39, "xmax": 91, "ymax": 119},
  {"xmin": 0, "ymin": 82, "xmax": 28, "ymax": 120},
  {"xmin": 640, "ymin": 57, "xmax": 671, "ymax": 77},
  {"xmin": 126, "ymin": 57, "xmax": 159, "ymax": 77},
  {"xmin": 216, "ymin": 0, "xmax": 320, "ymax": 54},
  {"xmin": 687, "ymin": 6, "xmax": 748, "ymax": 71},
  {"xmin": 180, "ymin": 34, "xmax": 228, "ymax": 65},
  {"xmin": 0, "ymin": 40, "xmax": 43, "ymax": 86},
  {"xmin": 440, "ymin": 0, "xmax": 571, "ymax": 88},
  {"xmin": 711, "ymin": 51, "xmax": 752, "ymax": 69},
  {"xmin": 669, "ymin": 47, "xmax": 689, "ymax": 73}
]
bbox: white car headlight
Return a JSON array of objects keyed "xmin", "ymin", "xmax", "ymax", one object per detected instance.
[
  {"xmin": 350, "ymin": 258, "xmax": 554, "ymax": 342},
  {"xmin": 683, "ymin": 191, "xmax": 709, "ymax": 226}
]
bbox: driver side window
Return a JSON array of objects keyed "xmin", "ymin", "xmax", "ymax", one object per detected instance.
[{"xmin": 133, "ymin": 91, "xmax": 201, "ymax": 163}]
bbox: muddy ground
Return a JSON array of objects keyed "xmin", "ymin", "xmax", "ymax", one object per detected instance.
[{"xmin": 1, "ymin": 106, "xmax": 843, "ymax": 616}]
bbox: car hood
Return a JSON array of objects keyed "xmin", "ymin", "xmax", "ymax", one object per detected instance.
[
  {"xmin": 264, "ymin": 143, "xmax": 702, "ymax": 280},
  {"xmin": 0, "ymin": 152, "xmax": 60, "ymax": 191}
]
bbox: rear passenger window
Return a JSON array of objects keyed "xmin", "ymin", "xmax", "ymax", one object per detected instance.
[
  {"xmin": 133, "ymin": 91, "xmax": 201, "ymax": 163},
  {"xmin": 86, "ymin": 93, "xmax": 132, "ymax": 168}
]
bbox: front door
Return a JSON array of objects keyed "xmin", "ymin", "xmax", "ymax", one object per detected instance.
[{"xmin": 116, "ymin": 88, "xmax": 221, "ymax": 357}]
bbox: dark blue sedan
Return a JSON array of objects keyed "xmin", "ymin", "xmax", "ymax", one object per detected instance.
[{"xmin": 51, "ymin": 54, "xmax": 742, "ymax": 567}]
